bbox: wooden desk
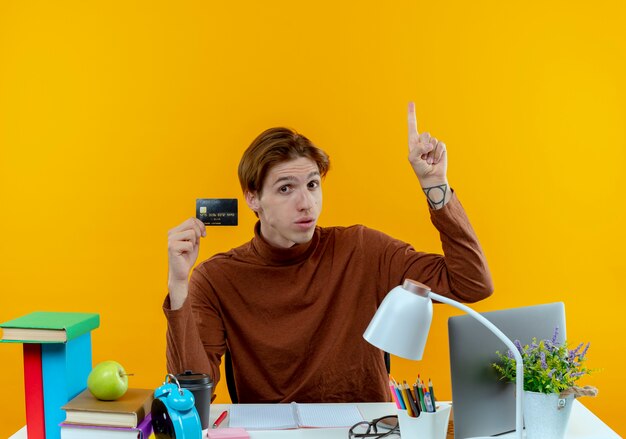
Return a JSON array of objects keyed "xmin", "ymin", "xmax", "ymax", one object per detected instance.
[{"xmin": 10, "ymin": 400, "xmax": 620, "ymax": 438}]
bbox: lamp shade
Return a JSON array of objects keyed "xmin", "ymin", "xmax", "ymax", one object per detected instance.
[{"xmin": 363, "ymin": 280, "xmax": 433, "ymax": 360}]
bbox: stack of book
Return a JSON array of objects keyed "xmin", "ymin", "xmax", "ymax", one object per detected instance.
[
  {"xmin": 60, "ymin": 388, "xmax": 154, "ymax": 439},
  {"xmin": 0, "ymin": 311, "xmax": 100, "ymax": 439}
]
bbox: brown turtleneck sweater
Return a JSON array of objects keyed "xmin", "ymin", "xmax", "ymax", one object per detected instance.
[{"xmin": 163, "ymin": 192, "xmax": 493, "ymax": 403}]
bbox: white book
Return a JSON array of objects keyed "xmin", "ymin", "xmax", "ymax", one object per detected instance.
[
  {"xmin": 59, "ymin": 413, "xmax": 152, "ymax": 439},
  {"xmin": 228, "ymin": 403, "xmax": 364, "ymax": 430}
]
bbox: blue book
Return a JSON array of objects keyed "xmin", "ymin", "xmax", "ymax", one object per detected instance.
[{"xmin": 41, "ymin": 332, "xmax": 93, "ymax": 439}]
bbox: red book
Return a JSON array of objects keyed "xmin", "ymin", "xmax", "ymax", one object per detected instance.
[{"xmin": 23, "ymin": 343, "xmax": 45, "ymax": 439}]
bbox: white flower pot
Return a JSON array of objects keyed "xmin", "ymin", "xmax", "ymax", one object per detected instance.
[{"xmin": 523, "ymin": 390, "xmax": 574, "ymax": 439}]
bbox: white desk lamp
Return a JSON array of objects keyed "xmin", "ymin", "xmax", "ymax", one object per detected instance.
[{"xmin": 363, "ymin": 279, "xmax": 523, "ymax": 439}]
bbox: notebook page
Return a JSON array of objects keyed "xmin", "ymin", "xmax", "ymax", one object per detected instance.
[
  {"xmin": 228, "ymin": 404, "xmax": 298, "ymax": 430},
  {"xmin": 295, "ymin": 403, "xmax": 364, "ymax": 428}
]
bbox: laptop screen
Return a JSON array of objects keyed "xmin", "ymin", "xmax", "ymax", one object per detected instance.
[{"xmin": 448, "ymin": 302, "xmax": 566, "ymax": 438}]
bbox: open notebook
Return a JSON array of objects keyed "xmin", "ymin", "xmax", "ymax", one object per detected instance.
[{"xmin": 228, "ymin": 403, "xmax": 364, "ymax": 430}]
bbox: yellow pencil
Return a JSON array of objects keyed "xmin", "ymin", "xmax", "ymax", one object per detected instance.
[{"xmin": 400, "ymin": 385, "xmax": 414, "ymax": 417}]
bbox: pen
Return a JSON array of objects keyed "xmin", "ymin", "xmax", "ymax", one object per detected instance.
[
  {"xmin": 424, "ymin": 391, "xmax": 434, "ymax": 413},
  {"xmin": 212, "ymin": 410, "xmax": 228, "ymax": 428},
  {"xmin": 428, "ymin": 378, "xmax": 437, "ymax": 412}
]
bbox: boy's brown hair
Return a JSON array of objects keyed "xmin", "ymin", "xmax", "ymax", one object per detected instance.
[{"xmin": 238, "ymin": 127, "xmax": 330, "ymax": 195}]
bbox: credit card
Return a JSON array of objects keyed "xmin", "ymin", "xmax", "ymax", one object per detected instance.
[{"xmin": 196, "ymin": 198, "xmax": 238, "ymax": 226}]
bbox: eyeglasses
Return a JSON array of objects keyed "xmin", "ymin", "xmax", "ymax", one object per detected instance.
[{"xmin": 348, "ymin": 415, "xmax": 400, "ymax": 438}]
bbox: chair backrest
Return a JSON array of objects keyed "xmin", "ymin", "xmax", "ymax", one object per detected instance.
[
  {"xmin": 384, "ymin": 351, "xmax": 390, "ymax": 375},
  {"xmin": 224, "ymin": 349, "xmax": 238, "ymax": 403}
]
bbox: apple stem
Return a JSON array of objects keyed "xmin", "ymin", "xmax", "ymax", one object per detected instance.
[{"xmin": 120, "ymin": 373, "xmax": 134, "ymax": 377}]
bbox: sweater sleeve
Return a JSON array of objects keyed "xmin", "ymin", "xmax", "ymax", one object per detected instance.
[
  {"xmin": 163, "ymin": 265, "xmax": 225, "ymax": 384},
  {"xmin": 372, "ymin": 190, "xmax": 494, "ymax": 303}
]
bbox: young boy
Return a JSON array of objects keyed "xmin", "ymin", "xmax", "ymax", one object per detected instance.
[{"xmin": 163, "ymin": 102, "xmax": 493, "ymax": 403}]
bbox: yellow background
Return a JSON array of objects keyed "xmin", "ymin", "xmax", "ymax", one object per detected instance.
[{"xmin": 1, "ymin": 0, "xmax": 625, "ymax": 436}]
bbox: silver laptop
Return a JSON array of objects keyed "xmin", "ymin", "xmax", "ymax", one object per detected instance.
[{"xmin": 448, "ymin": 302, "xmax": 566, "ymax": 438}]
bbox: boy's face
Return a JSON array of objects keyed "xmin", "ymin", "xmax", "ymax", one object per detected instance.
[{"xmin": 245, "ymin": 157, "xmax": 322, "ymax": 248}]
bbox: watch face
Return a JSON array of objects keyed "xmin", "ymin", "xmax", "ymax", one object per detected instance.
[{"xmin": 152, "ymin": 398, "xmax": 176, "ymax": 438}]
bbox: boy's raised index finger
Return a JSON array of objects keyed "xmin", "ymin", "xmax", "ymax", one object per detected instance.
[{"xmin": 408, "ymin": 101, "xmax": 419, "ymax": 139}]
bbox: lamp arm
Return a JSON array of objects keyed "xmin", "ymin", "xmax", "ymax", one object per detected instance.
[{"xmin": 429, "ymin": 292, "xmax": 524, "ymax": 439}]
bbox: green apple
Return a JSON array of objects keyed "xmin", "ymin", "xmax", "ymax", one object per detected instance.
[{"xmin": 87, "ymin": 360, "xmax": 130, "ymax": 400}]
